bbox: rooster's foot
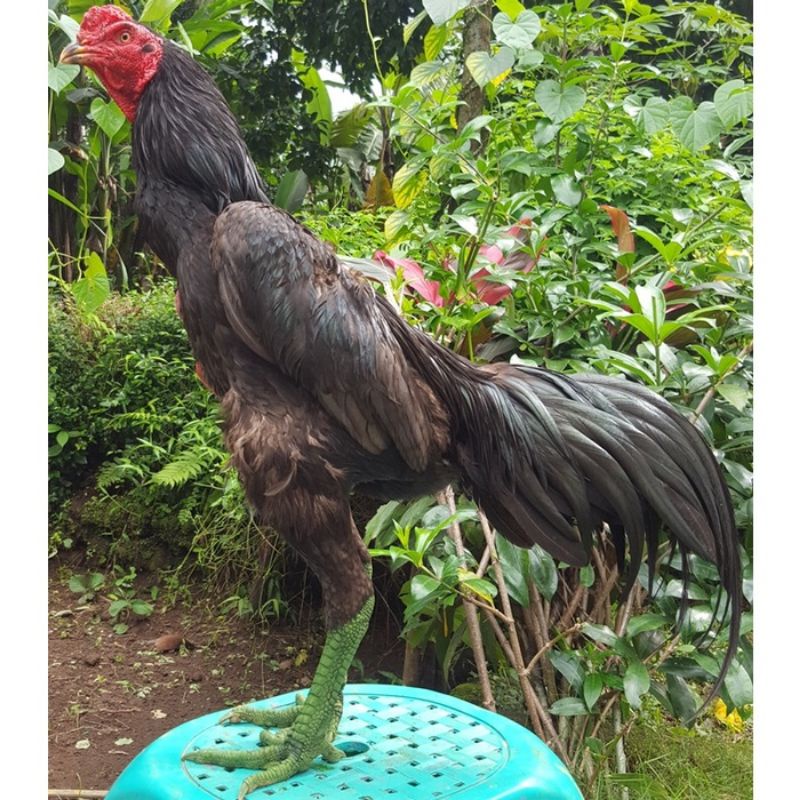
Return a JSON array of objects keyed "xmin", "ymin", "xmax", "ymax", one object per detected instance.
[{"xmin": 184, "ymin": 697, "xmax": 344, "ymax": 799}]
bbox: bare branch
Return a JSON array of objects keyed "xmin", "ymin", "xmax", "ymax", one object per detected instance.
[{"xmin": 441, "ymin": 487, "xmax": 495, "ymax": 712}]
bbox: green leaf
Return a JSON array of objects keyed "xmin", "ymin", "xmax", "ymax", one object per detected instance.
[
  {"xmin": 495, "ymin": 536, "xmax": 529, "ymax": 606},
  {"xmin": 48, "ymin": 148, "xmax": 65, "ymax": 176},
  {"xmin": 549, "ymin": 697, "xmax": 588, "ymax": 716},
  {"xmin": 635, "ymin": 285, "xmax": 666, "ymax": 330},
  {"xmin": 639, "ymin": 96, "xmax": 670, "ymax": 134},
  {"xmin": 459, "ymin": 575, "xmax": 497, "ymax": 603},
  {"xmin": 384, "ymin": 209, "xmax": 410, "ymax": 242},
  {"xmin": 52, "ymin": 12, "xmax": 80, "ymax": 41},
  {"xmin": 623, "ymin": 94, "xmax": 642, "ymax": 117},
  {"xmin": 615, "ymin": 312, "xmax": 656, "ymax": 343},
  {"xmin": 466, "ymin": 47, "xmax": 515, "ymax": 88},
  {"xmin": 632, "ymin": 226, "xmax": 664, "ymax": 256},
  {"xmin": 517, "ymin": 49, "xmax": 544, "ymax": 69},
  {"xmin": 551, "ymin": 174, "xmax": 582, "ymax": 207},
  {"xmin": 48, "ymin": 63, "xmax": 80, "ymax": 94},
  {"xmin": 666, "ymin": 674, "xmax": 698, "ymax": 722},
  {"xmin": 88, "ymin": 573, "xmax": 105, "ymax": 590},
  {"xmin": 422, "ymin": 0, "xmax": 470, "ymax": 25},
  {"xmin": 330, "ymin": 104, "xmax": 373, "ymax": 149},
  {"xmin": 274, "ymin": 169, "xmax": 309, "ymax": 213},
  {"xmin": 365, "ymin": 501, "xmax": 402, "ymax": 545},
  {"xmin": 393, "ymin": 160, "xmax": 428, "ymax": 208},
  {"xmin": 705, "ymin": 159, "xmax": 740, "ymax": 181},
  {"xmin": 290, "ymin": 51, "xmax": 332, "ymax": 140},
  {"xmin": 714, "ymin": 80, "xmax": 753, "ymax": 128},
  {"xmin": 528, "ymin": 545, "xmax": 557, "ymax": 600},
  {"xmin": 410, "ymin": 573, "xmax": 440, "ymax": 601},
  {"xmin": 140, "ymin": 0, "xmax": 184, "ymax": 28},
  {"xmin": 131, "ymin": 600, "xmax": 154, "ymax": 616},
  {"xmin": 407, "ymin": 574, "xmax": 444, "ymax": 617},
  {"xmin": 535, "ymin": 81, "xmax": 586, "ymax": 123},
  {"xmin": 624, "ymin": 660, "xmax": 650, "ymax": 709},
  {"xmin": 399, "ymin": 496, "xmax": 440, "ymax": 530},
  {"xmin": 493, "ymin": 10, "xmax": 541, "ymax": 49},
  {"xmin": 410, "ymin": 61, "xmax": 449, "ymax": 86},
  {"xmin": 49, "ymin": 188, "xmax": 86, "ymax": 217},
  {"xmin": 424, "ymin": 24, "xmax": 449, "ymax": 61},
  {"xmin": 460, "ymin": 114, "xmax": 495, "ymax": 140},
  {"xmin": 298, "ymin": 64, "xmax": 332, "ymax": 140},
  {"xmin": 583, "ymin": 673, "xmax": 604, "ymax": 711},
  {"xmin": 627, "ymin": 614, "xmax": 670, "ymax": 637},
  {"xmin": 495, "ymin": 0, "xmax": 526, "ymax": 20},
  {"xmin": 676, "ymin": 101, "xmax": 723, "ymax": 152},
  {"xmin": 740, "ymin": 180, "xmax": 753, "ymax": 209},
  {"xmin": 403, "ymin": 10, "xmax": 428, "ymax": 44},
  {"xmin": 549, "ymin": 650, "xmax": 585, "ymax": 690},
  {"xmin": 669, "ymin": 95, "xmax": 695, "ymax": 131},
  {"xmin": 202, "ymin": 29, "xmax": 242, "ymax": 57},
  {"xmin": 108, "ymin": 599, "xmax": 128, "ymax": 618},
  {"xmin": 534, "ymin": 120, "xmax": 560, "ymax": 146},
  {"xmin": 609, "ymin": 41, "xmax": 627, "ymax": 62},
  {"xmin": 89, "ymin": 98, "xmax": 127, "ymax": 139},
  {"xmin": 632, "ymin": 229, "xmax": 682, "ymax": 266},
  {"xmin": 717, "ymin": 380, "xmax": 750, "ymax": 411},
  {"xmin": 582, "ymin": 623, "xmax": 618, "ymax": 647},
  {"xmin": 71, "ymin": 252, "xmax": 111, "ymax": 314}
]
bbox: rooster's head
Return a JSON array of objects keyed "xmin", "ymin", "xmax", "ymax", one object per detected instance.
[{"xmin": 59, "ymin": 5, "xmax": 163, "ymax": 121}]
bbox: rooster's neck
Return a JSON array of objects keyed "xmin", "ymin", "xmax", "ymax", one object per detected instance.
[{"xmin": 132, "ymin": 41, "xmax": 268, "ymax": 221}]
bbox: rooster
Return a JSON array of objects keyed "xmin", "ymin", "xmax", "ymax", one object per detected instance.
[{"xmin": 61, "ymin": 7, "xmax": 741, "ymax": 797}]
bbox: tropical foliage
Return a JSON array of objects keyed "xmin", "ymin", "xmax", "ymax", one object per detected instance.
[{"xmin": 48, "ymin": 0, "xmax": 752, "ymax": 793}]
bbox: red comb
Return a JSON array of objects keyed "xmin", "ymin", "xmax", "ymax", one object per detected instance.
[{"xmin": 81, "ymin": 5, "xmax": 133, "ymax": 34}]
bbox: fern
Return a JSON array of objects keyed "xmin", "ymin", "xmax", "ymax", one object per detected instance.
[
  {"xmin": 151, "ymin": 450, "xmax": 209, "ymax": 488},
  {"xmin": 97, "ymin": 459, "xmax": 147, "ymax": 489}
]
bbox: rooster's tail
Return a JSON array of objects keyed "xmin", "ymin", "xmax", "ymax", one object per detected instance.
[
  {"xmin": 389, "ymin": 306, "xmax": 742, "ymax": 705},
  {"xmin": 458, "ymin": 362, "xmax": 741, "ymax": 706}
]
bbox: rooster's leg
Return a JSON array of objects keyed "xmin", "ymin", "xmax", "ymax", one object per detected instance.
[{"xmin": 184, "ymin": 501, "xmax": 374, "ymax": 799}]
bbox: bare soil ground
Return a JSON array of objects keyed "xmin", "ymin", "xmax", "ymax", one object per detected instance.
[{"xmin": 48, "ymin": 565, "xmax": 404, "ymax": 795}]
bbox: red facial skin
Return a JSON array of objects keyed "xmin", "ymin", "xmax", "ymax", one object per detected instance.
[{"xmin": 60, "ymin": 6, "xmax": 163, "ymax": 122}]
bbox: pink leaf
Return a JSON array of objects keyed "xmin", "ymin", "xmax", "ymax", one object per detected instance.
[
  {"xmin": 468, "ymin": 221, "xmax": 544, "ymax": 305},
  {"xmin": 479, "ymin": 244, "xmax": 504, "ymax": 264},
  {"xmin": 373, "ymin": 250, "xmax": 445, "ymax": 307}
]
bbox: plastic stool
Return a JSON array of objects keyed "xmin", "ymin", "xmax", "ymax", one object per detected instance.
[{"xmin": 106, "ymin": 683, "xmax": 583, "ymax": 799}]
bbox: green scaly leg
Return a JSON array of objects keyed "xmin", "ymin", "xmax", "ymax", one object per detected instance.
[{"xmin": 184, "ymin": 576, "xmax": 374, "ymax": 800}]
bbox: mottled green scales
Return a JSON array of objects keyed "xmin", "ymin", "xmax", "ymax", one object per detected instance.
[{"xmin": 184, "ymin": 579, "xmax": 375, "ymax": 799}]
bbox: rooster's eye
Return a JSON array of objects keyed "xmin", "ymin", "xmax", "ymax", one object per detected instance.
[{"xmin": 120, "ymin": 31, "xmax": 131, "ymax": 43}]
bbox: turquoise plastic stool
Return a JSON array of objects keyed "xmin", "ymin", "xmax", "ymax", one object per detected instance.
[{"xmin": 106, "ymin": 683, "xmax": 583, "ymax": 800}]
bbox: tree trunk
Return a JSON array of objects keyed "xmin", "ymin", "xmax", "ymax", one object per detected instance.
[{"xmin": 457, "ymin": 1, "xmax": 492, "ymax": 144}]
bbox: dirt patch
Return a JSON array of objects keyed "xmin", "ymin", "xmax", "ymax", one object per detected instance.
[{"xmin": 48, "ymin": 566, "xmax": 404, "ymax": 794}]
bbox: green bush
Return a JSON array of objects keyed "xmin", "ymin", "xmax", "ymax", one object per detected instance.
[
  {"xmin": 299, "ymin": 205, "xmax": 390, "ymax": 256},
  {"xmin": 49, "ymin": 282, "xmax": 198, "ymax": 506},
  {"xmin": 48, "ymin": 296, "xmax": 101, "ymax": 506},
  {"xmin": 48, "ymin": 281, "xmax": 290, "ymax": 611}
]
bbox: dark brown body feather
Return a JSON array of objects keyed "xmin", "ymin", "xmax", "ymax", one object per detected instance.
[{"xmin": 132, "ymin": 41, "xmax": 741, "ymax": 695}]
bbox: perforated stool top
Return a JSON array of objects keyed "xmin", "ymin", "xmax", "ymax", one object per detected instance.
[{"xmin": 106, "ymin": 683, "xmax": 583, "ymax": 800}]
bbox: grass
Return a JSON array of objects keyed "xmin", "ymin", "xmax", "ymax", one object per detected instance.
[{"xmin": 588, "ymin": 719, "xmax": 753, "ymax": 800}]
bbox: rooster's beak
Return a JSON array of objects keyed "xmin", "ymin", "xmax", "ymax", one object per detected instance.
[{"xmin": 59, "ymin": 42, "xmax": 90, "ymax": 65}]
